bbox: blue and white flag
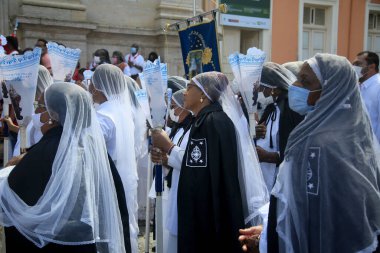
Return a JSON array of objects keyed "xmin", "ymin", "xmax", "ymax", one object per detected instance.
[{"xmin": 179, "ymin": 20, "xmax": 221, "ymax": 79}]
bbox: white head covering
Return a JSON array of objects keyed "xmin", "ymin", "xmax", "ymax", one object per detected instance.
[
  {"xmin": 172, "ymin": 89, "xmax": 186, "ymax": 109},
  {"xmin": 282, "ymin": 61, "xmax": 303, "ymax": 77},
  {"xmin": 0, "ymin": 83, "xmax": 126, "ymax": 252},
  {"xmin": 168, "ymin": 76, "xmax": 188, "ymax": 93},
  {"xmin": 124, "ymin": 75, "xmax": 147, "ymax": 159},
  {"xmin": 92, "ymin": 64, "xmax": 139, "ymax": 253},
  {"xmin": 306, "ymin": 57, "xmax": 323, "ymax": 85},
  {"xmin": 193, "ymin": 72, "xmax": 269, "ymax": 225},
  {"xmin": 35, "ymin": 65, "xmax": 53, "ymax": 100},
  {"xmin": 260, "ymin": 62, "xmax": 296, "ymax": 91},
  {"xmin": 272, "ymin": 53, "xmax": 380, "ymax": 252}
]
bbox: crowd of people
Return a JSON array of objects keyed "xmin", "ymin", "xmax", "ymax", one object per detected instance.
[{"xmin": 0, "ymin": 35, "xmax": 379, "ymax": 253}]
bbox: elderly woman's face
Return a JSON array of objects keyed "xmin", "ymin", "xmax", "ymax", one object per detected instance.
[
  {"xmin": 184, "ymin": 82, "xmax": 203, "ymax": 111},
  {"xmin": 294, "ymin": 63, "xmax": 321, "ymax": 90},
  {"xmin": 294, "ymin": 63, "xmax": 322, "ymax": 106}
]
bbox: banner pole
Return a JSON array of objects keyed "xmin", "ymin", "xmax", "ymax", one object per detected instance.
[
  {"xmin": 144, "ymin": 136, "xmax": 153, "ymax": 253},
  {"xmin": 19, "ymin": 125, "xmax": 27, "ymax": 154},
  {"xmin": 2, "ymin": 103, "xmax": 9, "ymax": 166},
  {"xmin": 193, "ymin": 0, "xmax": 196, "ymax": 16}
]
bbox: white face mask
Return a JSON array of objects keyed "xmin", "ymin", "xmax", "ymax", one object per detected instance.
[
  {"xmin": 32, "ymin": 113, "xmax": 44, "ymax": 129},
  {"xmin": 353, "ymin": 66, "xmax": 363, "ymax": 79},
  {"xmin": 257, "ymin": 91, "xmax": 274, "ymax": 109},
  {"xmin": 93, "ymin": 56, "xmax": 101, "ymax": 64},
  {"xmin": 169, "ymin": 108, "xmax": 180, "ymax": 123}
]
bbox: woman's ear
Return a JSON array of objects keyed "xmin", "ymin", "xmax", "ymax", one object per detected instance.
[{"xmin": 272, "ymin": 88, "xmax": 282, "ymax": 97}]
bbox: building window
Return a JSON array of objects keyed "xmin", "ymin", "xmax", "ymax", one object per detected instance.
[
  {"xmin": 302, "ymin": 6, "xmax": 327, "ymax": 60},
  {"xmin": 367, "ymin": 11, "xmax": 380, "ymax": 55}
]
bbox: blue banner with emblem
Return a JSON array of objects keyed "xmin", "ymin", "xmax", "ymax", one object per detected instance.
[{"xmin": 178, "ymin": 20, "xmax": 221, "ymax": 79}]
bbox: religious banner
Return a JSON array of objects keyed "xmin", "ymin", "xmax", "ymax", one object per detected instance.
[
  {"xmin": 0, "ymin": 47, "xmax": 41, "ymax": 127},
  {"xmin": 0, "ymin": 35, "xmax": 6, "ymax": 57},
  {"xmin": 47, "ymin": 42, "xmax": 81, "ymax": 82},
  {"xmin": 178, "ymin": 20, "xmax": 221, "ymax": 79},
  {"xmin": 143, "ymin": 58, "xmax": 167, "ymax": 128},
  {"xmin": 229, "ymin": 47, "xmax": 266, "ymax": 138}
]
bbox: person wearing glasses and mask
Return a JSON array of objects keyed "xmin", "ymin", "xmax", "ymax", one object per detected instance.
[{"xmin": 255, "ymin": 63, "xmax": 304, "ymax": 191}]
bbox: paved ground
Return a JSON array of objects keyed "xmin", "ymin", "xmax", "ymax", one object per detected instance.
[
  {"xmin": 138, "ymin": 220, "xmax": 155, "ymax": 253},
  {"xmin": 0, "ymin": 224, "xmax": 155, "ymax": 253}
]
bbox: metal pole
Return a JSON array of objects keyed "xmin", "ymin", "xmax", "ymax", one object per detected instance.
[
  {"xmin": 193, "ymin": 0, "xmax": 196, "ymax": 16},
  {"xmin": 3, "ymin": 103, "xmax": 9, "ymax": 167},
  {"xmin": 144, "ymin": 137, "xmax": 153, "ymax": 253}
]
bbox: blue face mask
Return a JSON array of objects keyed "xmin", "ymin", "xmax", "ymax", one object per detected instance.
[
  {"xmin": 130, "ymin": 47, "xmax": 137, "ymax": 54},
  {"xmin": 288, "ymin": 85, "xmax": 315, "ymax": 115}
]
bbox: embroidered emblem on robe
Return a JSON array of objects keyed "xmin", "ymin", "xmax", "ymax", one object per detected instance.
[
  {"xmin": 307, "ymin": 147, "xmax": 320, "ymax": 195},
  {"xmin": 186, "ymin": 138, "xmax": 207, "ymax": 167}
]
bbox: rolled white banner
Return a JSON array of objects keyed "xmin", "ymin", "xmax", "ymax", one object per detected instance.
[{"xmin": 47, "ymin": 41, "xmax": 81, "ymax": 82}]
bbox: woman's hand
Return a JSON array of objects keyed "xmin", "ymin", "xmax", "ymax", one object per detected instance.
[
  {"xmin": 255, "ymin": 124, "xmax": 267, "ymax": 139},
  {"xmin": 6, "ymin": 153, "xmax": 26, "ymax": 167},
  {"xmin": 239, "ymin": 225, "xmax": 263, "ymax": 252},
  {"xmin": 256, "ymin": 146, "xmax": 280, "ymax": 164},
  {"xmin": 151, "ymin": 129, "xmax": 173, "ymax": 153},
  {"xmin": 1, "ymin": 116, "xmax": 19, "ymax": 133},
  {"xmin": 150, "ymin": 147, "xmax": 168, "ymax": 166}
]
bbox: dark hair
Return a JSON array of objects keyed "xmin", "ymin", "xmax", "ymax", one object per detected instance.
[
  {"xmin": 78, "ymin": 68, "xmax": 86, "ymax": 75},
  {"xmin": 21, "ymin": 48, "xmax": 34, "ymax": 54},
  {"xmin": 148, "ymin": 51, "xmax": 158, "ymax": 62},
  {"xmin": 357, "ymin": 51, "xmax": 379, "ymax": 72},
  {"xmin": 131, "ymin": 43, "xmax": 139, "ymax": 51},
  {"xmin": 37, "ymin": 38, "xmax": 48, "ymax": 46},
  {"xmin": 6, "ymin": 36, "xmax": 18, "ymax": 51},
  {"xmin": 94, "ymin": 49, "xmax": 111, "ymax": 64},
  {"xmin": 112, "ymin": 51, "xmax": 124, "ymax": 63}
]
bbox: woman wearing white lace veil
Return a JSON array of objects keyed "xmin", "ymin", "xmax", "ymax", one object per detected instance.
[
  {"xmin": 211, "ymin": 72, "xmax": 269, "ymax": 226},
  {"xmin": 90, "ymin": 64, "xmax": 139, "ymax": 253},
  {"xmin": 262, "ymin": 54, "xmax": 380, "ymax": 253},
  {"xmin": 12, "ymin": 65, "xmax": 53, "ymax": 157},
  {"xmin": 0, "ymin": 83, "xmax": 126, "ymax": 252}
]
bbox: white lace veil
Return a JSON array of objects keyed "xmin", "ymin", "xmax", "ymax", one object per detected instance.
[
  {"xmin": 92, "ymin": 64, "xmax": 139, "ymax": 253},
  {"xmin": 36, "ymin": 65, "xmax": 53, "ymax": 99},
  {"xmin": 124, "ymin": 75, "xmax": 147, "ymax": 159},
  {"xmin": 193, "ymin": 72, "xmax": 269, "ymax": 226},
  {"xmin": 272, "ymin": 54, "xmax": 380, "ymax": 253},
  {"xmin": 0, "ymin": 82, "xmax": 126, "ymax": 252}
]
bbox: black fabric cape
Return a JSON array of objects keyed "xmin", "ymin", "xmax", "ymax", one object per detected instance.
[
  {"xmin": 177, "ymin": 102, "xmax": 244, "ymax": 253},
  {"xmin": 4, "ymin": 126, "xmax": 131, "ymax": 253}
]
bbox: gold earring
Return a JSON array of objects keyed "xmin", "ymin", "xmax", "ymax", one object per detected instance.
[{"xmin": 200, "ymin": 97, "xmax": 204, "ymax": 103}]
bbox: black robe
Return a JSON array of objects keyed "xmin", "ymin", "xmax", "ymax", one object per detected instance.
[
  {"xmin": 177, "ymin": 102, "xmax": 244, "ymax": 253},
  {"xmin": 4, "ymin": 126, "xmax": 131, "ymax": 253}
]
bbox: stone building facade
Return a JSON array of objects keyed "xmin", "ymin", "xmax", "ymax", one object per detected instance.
[{"xmin": 0, "ymin": 0, "xmax": 206, "ymax": 76}]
